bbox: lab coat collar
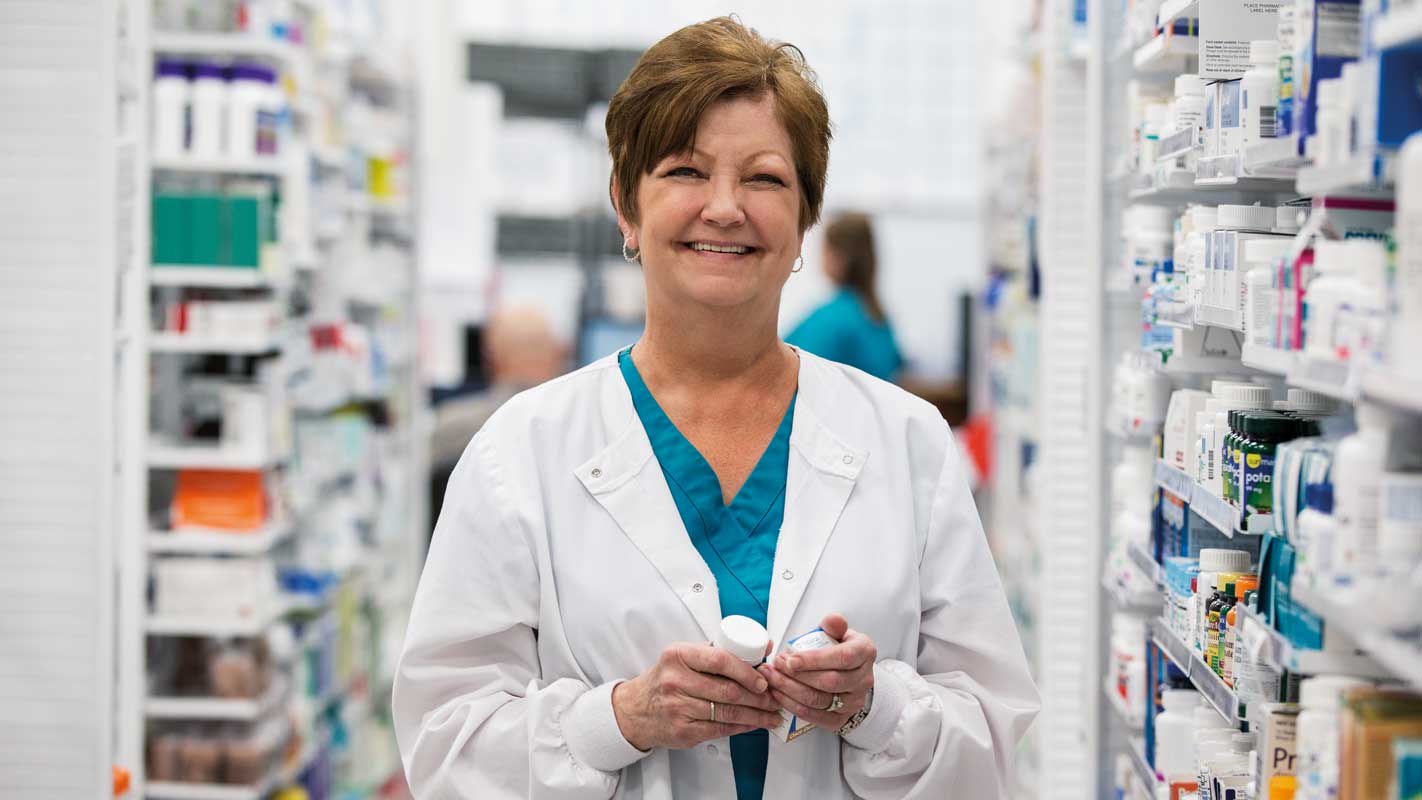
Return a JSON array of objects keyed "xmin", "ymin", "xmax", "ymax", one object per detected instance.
[{"xmin": 574, "ymin": 349, "xmax": 867, "ymax": 648}]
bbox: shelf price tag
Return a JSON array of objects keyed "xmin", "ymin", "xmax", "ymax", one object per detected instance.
[
  {"xmin": 1155, "ymin": 459, "xmax": 1195, "ymax": 502},
  {"xmin": 1190, "ymin": 486, "xmax": 1241, "ymax": 537}
]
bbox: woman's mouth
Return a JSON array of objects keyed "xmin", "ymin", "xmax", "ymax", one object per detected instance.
[{"xmin": 684, "ymin": 241, "xmax": 757, "ymax": 256}]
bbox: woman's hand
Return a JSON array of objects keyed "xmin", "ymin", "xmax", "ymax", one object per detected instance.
[
  {"xmin": 611, "ymin": 642, "xmax": 783, "ymax": 751},
  {"xmin": 759, "ymin": 614, "xmax": 876, "ymax": 733}
]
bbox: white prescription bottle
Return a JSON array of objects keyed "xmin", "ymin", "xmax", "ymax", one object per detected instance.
[
  {"xmin": 715, "ymin": 615, "xmax": 769, "ymax": 664},
  {"xmin": 1296, "ymin": 675, "xmax": 1368, "ymax": 800},
  {"xmin": 189, "ymin": 61, "xmax": 227, "ymax": 158},
  {"xmin": 152, "ymin": 59, "xmax": 190, "ymax": 159},
  {"xmin": 1240, "ymin": 40, "xmax": 1280, "ymax": 151},
  {"xmin": 227, "ymin": 63, "xmax": 270, "ymax": 159},
  {"xmin": 1312, "ymin": 78, "xmax": 1347, "ymax": 168},
  {"xmin": 1154, "ymin": 689, "xmax": 1201, "ymax": 781},
  {"xmin": 1396, "ymin": 134, "xmax": 1422, "ymax": 381},
  {"xmin": 1302, "ymin": 240, "xmax": 1356, "ymax": 361},
  {"xmin": 1242, "ymin": 238, "xmax": 1292, "ymax": 349},
  {"xmin": 770, "ymin": 627, "xmax": 838, "ymax": 742},
  {"xmin": 1173, "ymin": 75, "xmax": 1208, "ymax": 147}
]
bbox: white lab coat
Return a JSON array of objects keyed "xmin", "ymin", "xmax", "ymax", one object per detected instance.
[{"xmin": 394, "ymin": 349, "xmax": 1039, "ymax": 799}]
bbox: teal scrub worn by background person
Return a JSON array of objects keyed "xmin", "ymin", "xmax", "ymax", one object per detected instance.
[
  {"xmin": 785, "ymin": 288, "xmax": 903, "ymax": 382},
  {"xmin": 618, "ymin": 347, "xmax": 793, "ymax": 800}
]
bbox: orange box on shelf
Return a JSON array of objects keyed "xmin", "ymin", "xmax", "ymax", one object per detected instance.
[{"xmin": 170, "ymin": 469, "xmax": 267, "ymax": 531}]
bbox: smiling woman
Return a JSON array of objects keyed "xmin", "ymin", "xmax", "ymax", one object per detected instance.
[{"xmin": 394, "ymin": 15, "xmax": 1038, "ymax": 800}]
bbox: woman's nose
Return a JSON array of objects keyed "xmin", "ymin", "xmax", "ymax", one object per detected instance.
[{"xmin": 700, "ymin": 176, "xmax": 746, "ymax": 227}]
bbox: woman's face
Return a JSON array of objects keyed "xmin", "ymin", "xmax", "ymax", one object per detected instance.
[{"xmin": 620, "ymin": 93, "xmax": 804, "ymax": 313}]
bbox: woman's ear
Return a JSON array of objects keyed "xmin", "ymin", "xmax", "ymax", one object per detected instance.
[{"xmin": 610, "ymin": 176, "xmax": 637, "ymax": 250}]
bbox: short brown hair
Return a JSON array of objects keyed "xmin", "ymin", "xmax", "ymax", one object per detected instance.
[{"xmin": 605, "ymin": 16, "xmax": 831, "ymax": 233}]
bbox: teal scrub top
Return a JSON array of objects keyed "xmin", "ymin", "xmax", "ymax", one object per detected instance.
[
  {"xmin": 618, "ymin": 347, "xmax": 793, "ymax": 800},
  {"xmin": 785, "ymin": 288, "xmax": 903, "ymax": 382}
]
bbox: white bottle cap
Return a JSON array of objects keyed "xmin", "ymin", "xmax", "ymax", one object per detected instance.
[
  {"xmin": 1191, "ymin": 205, "xmax": 1220, "ymax": 230},
  {"xmin": 1175, "ymin": 74, "xmax": 1208, "ymax": 99},
  {"xmin": 1199, "ymin": 548, "xmax": 1252, "ymax": 573},
  {"xmin": 1275, "ymin": 206, "xmax": 1303, "ymax": 233},
  {"xmin": 1298, "ymin": 675, "xmax": 1369, "ymax": 710},
  {"xmin": 1221, "ymin": 384, "xmax": 1272, "ymax": 406},
  {"xmin": 716, "ymin": 615, "xmax": 770, "ymax": 664},
  {"xmin": 1284, "ymin": 389, "xmax": 1338, "ymax": 413},
  {"xmin": 1211, "ymin": 380, "xmax": 1252, "ymax": 397},
  {"xmin": 1217, "ymin": 204, "xmax": 1278, "ymax": 232},
  {"xmin": 1249, "ymin": 40, "xmax": 1279, "ymax": 66}
]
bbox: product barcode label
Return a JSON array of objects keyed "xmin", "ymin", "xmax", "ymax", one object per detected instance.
[{"xmin": 1259, "ymin": 106, "xmax": 1277, "ymax": 139}]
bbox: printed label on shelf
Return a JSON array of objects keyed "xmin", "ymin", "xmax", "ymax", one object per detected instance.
[
  {"xmin": 1199, "ymin": 0, "xmax": 1288, "ymax": 78},
  {"xmin": 1155, "ymin": 459, "xmax": 1195, "ymax": 501},
  {"xmin": 1191, "ymin": 484, "xmax": 1241, "ymax": 536}
]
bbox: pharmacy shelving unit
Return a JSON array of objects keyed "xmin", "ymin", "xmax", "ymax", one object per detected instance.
[
  {"xmin": 128, "ymin": 2, "xmax": 427, "ymax": 798},
  {"xmin": 1073, "ymin": 0, "xmax": 1422, "ymax": 793}
]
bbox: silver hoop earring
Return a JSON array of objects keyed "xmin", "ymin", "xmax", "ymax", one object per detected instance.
[
  {"xmin": 791, "ymin": 255, "xmax": 804, "ymax": 273},
  {"xmin": 622, "ymin": 240, "xmax": 640, "ymax": 264}
]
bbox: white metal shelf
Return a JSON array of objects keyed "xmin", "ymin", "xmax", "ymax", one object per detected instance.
[
  {"xmin": 1127, "ymin": 736, "xmax": 1163, "ymax": 796},
  {"xmin": 1150, "ymin": 617, "xmax": 1243, "ymax": 727},
  {"xmin": 1240, "ymin": 344, "xmax": 1296, "ymax": 376},
  {"xmin": 1242, "ymin": 137, "xmax": 1307, "ymax": 179},
  {"xmin": 1296, "ymin": 155, "xmax": 1392, "ymax": 196},
  {"xmin": 146, "ymin": 521, "xmax": 292, "ymax": 555},
  {"xmin": 145, "ymin": 598, "xmax": 289, "ymax": 638},
  {"xmin": 1359, "ymin": 368, "xmax": 1422, "ymax": 414},
  {"xmin": 1374, "ymin": 2, "xmax": 1422, "ymax": 51},
  {"xmin": 151, "ymin": 154, "xmax": 290, "ymax": 177},
  {"xmin": 1133, "ymin": 33, "xmax": 1197, "ymax": 76},
  {"xmin": 1153, "ymin": 459, "xmax": 1270, "ymax": 537},
  {"xmin": 1128, "ymin": 540, "xmax": 1162, "ymax": 587},
  {"xmin": 1103, "ymin": 573, "xmax": 1162, "ymax": 612},
  {"xmin": 149, "ymin": 331, "xmax": 282, "ymax": 355},
  {"xmin": 151, "ymin": 32, "xmax": 297, "ymax": 63},
  {"xmin": 150, "ymin": 266, "xmax": 281, "ymax": 289},
  {"xmin": 146, "ymin": 781, "xmax": 268, "ymax": 800},
  {"xmin": 148, "ymin": 439, "xmax": 282, "ymax": 470},
  {"xmin": 145, "ymin": 678, "xmax": 286, "ymax": 721},
  {"xmin": 1156, "ymin": 0, "xmax": 1198, "ymax": 28},
  {"xmin": 1236, "ymin": 603, "xmax": 1392, "ymax": 679},
  {"xmin": 1290, "ymin": 582, "xmax": 1422, "ymax": 689}
]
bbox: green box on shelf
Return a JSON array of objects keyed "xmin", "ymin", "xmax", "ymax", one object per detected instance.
[
  {"xmin": 151, "ymin": 193, "xmax": 191, "ymax": 265},
  {"xmin": 190, "ymin": 194, "xmax": 222, "ymax": 266},
  {"xmin": 224, "ymin": 195, "xmax": 263, "ymax": 268}
]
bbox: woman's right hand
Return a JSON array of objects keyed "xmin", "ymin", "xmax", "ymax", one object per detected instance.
[{"xmin": 611, "ymin": 642, "xmax": 783, "ymax": 751}]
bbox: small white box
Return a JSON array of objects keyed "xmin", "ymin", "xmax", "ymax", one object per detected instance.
[{"xmin": 770, "ymin": 628, "xmax": 838, "ymax": 742}]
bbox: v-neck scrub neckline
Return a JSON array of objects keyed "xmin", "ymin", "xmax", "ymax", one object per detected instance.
[{"xmin": 617, "ymin": 346, "xmax": 795, "ymax": 800}]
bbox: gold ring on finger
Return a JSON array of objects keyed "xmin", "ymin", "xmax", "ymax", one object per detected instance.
[
  {"xmin": 710, "ymin": 701, "xmax": 716, "ymax": 722},
  {"xmin": 825, "ymin": 694, "xmax": 844, "ymax": 713}
]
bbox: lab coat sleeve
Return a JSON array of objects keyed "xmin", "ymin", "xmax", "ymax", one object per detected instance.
[
  {"xmin": 393, "ymin": 432, "xmax": 649, "ymax": 799},
  {"xmin": 840, "ymin": 430, "xmax": 1040, "ymax": 799}
]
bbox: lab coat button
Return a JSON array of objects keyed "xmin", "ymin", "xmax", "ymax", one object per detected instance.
[
  {"xmin": 691, "ymin": 582, "xmax": 704, "ymax": 593},
  {"xmin": 781, "ymin": 569, "xmax": 794, "ymax": 581},
  {"xmin": 842, "ymin": 454, "xmax": 854, "ymax": 465},
  {"xmin": 590, "ymin": 468, "xmax": 602, "ymax": 478},
  {"xmin": 706, "ymin": 744, "xmax": 718, "ymax": 756}
]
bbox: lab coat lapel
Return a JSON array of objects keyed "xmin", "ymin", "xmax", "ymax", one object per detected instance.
[
  {"xmin": 575, "ymin": 410, "xmax": 723, "ymax": 644},
  {"xmin": 766, "ymin": 401, "xmax": 866, "ymax": 654}
]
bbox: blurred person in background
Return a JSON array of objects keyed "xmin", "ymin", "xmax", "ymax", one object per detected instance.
[
  {"xmin": 785, "ymin": 212, "xmax": 903, "ymax": 382},
  {"xmin": 427, "ymin": 305, "xmax": 568, "ymax": 521},
  {"xmin": 396, "ymin": 16, "xmax": 1036, "ymax": 800}
]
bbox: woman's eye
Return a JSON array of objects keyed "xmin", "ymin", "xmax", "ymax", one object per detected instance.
[
  {"xmin": 750, "ymin": 174, "xmax": 785, "ymax": 186},
  {"xmin": 666, "ymin": 166, "xmax": 701, "ymax": 178}
]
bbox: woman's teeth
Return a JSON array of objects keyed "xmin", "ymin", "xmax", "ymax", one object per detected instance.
[{"xmin": 689, "ymin": 242, "xmax": 750, "ymax": 254}]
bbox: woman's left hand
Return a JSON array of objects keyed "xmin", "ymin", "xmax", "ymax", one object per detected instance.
[{"xmin": 758, "ymin": 613, "xmax": 875, "ymax": 733}]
